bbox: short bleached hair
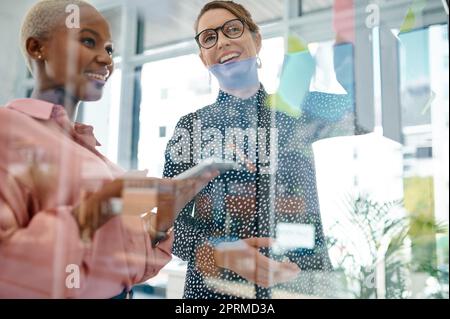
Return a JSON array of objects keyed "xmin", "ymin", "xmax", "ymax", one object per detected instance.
[{"xmin": 20, "ymin": 0, "xmax": 94, "ymax": 72}]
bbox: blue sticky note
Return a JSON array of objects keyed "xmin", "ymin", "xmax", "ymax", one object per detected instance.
[{"xmin": 277, "ymin": 50, "xmax": 316, "ymax": 113}]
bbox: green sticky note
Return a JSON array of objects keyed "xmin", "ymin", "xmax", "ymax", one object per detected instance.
[
  {"xmin": 267, "ymin": 92, "xmax": 302, "ymax": 118},
  {"xmin": 400, "ymin": 0, "xmax": 428, "ymax": 33},
  {"xmin": 287, "ymin": 35, "xmax": 309, "ymax": 54}
]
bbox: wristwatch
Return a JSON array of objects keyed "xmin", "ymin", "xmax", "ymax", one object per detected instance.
[
  {"xmin": 142, "ymin": 212, "xmax": 173, "ymax": 247},
  {"xmin": 151, "ymin": 226, "xmax": 174, "ymax": 247}
]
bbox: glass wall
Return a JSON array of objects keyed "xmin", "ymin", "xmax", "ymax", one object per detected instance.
[
  {"xmin": 137, "ymin": 37, "xmax": 284, "ymax": 177},
  {"xmin": 0, "ymin": 0, "xmax": 448, "ymax": 299}
]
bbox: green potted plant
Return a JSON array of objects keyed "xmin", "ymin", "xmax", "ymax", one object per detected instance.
[{"xmin": 326, "ymin": 193, "xmax": 448, "ymax": 299}]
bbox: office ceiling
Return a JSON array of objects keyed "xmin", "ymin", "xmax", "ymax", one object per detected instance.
[
  {"xmin": 136, "ymin": 0, "xmax": 284, "ymax": 48},
  {"xmin": 132, "ymin": 0, "xmax": 334, "ymax": 49},
  {"xmin": 0, "ymin": 0, "xmax": 335, "ymax": 50}
]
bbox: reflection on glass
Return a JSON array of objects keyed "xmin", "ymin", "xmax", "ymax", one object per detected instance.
[
  {"xmin": 0, "ymin": 0, "xmax": 447, "ymax": 300},
  {"xmin": 157, "ymin": 2, "xmax": 448, "ymax": 300},
  {"xmin": 162, "ymin": 13, "xmax": 358, "ymax": 297}
]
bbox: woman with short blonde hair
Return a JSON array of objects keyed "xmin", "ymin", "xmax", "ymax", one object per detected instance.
[{"xmin": 0, "ymin": 0, "xmax": 213, "ymax": 299}]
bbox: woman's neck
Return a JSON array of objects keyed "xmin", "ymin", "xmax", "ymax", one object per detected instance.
[
  {"xmin": 222, "ymin": 83, "xmax": 261, "ymax": 100},
  {"xmin": 31, "ymin": 87, "xmax": 80, "ymax": 121}
]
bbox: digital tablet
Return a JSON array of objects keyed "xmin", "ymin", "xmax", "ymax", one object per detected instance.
[{"xmin": 174, "ymin": 158, "xmax": 240, "ymax": 180}]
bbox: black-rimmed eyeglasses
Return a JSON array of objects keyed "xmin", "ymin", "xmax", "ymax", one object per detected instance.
[{"xmin": 195, "ymin": 19, "xmax": 245, "ymax": 49}]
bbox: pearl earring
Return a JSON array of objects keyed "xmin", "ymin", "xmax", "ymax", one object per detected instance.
[{"xmin": 256, "ymin": 56, "xmax": 262, "ymax": 69}]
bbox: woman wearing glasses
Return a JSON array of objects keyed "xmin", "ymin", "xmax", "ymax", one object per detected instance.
[
  {"xmin": 163, "ymin": 0, "xmax": 358, "ymax": 299},
  {"xmin": 162, "ymin": 0, "xmax": 360, "ymax": 299}
]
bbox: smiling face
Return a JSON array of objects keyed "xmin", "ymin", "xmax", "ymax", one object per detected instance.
[
  {"xmin": 26, "ymin": 5, "xmax": 114, "ymax": 101},
  {"xmin": 197, "ymin": 8, "xmax": 262, "ymax": 68}
]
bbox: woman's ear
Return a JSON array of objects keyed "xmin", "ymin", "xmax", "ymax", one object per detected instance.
[
  {"xmin": 26, "ymin": 37, "xmax": 45, "ymax": 61},
  {"xmin": 199, "ymin": 51, "xmax": 208, "ymax": 68},
  {"xmin": 255, "ymin": 32, "xmax": 262, "ymax": 54}
]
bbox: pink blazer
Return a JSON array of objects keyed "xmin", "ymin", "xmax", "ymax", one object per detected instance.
[{"xmin": 0, "ymin": 99, "xmax": 172, "ymax": 298}]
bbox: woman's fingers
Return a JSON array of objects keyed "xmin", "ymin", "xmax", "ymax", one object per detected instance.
[
  {"xmin": 242, "ymin": 237, "xmax": 274, "ymax": 248},
  {"xmin": 242, "ymin": 253, "xmax": 300, "ymax": 287},
  {"xmin": 215, "ymin": 241, "xmax": 300, "ymax": 288},
  {"xmin": 197, "ymin": 170, "xmax": 220, "ymax": 186},
  {"xmin": 273, "ymin": 265, "xmax": 300, "ymax": 284},
  {"xmin": 98, "ymin": 178, "xmax": 124, "ymax": 200},
  {"xmin": 280, "ymin": 261, "xmax": 301, "ymax": 272},
  {"xmin": 178, "ymin": 172, "xmax": 217, "ymax": 194},
  {"xmin": 176, "ymin": 170, "xmax": 219, "ymax": 193},
  {"xmin": 255, "ymin": 253, "xmax": 283, "ymax": 272},
  {"xmin": 254, "ymin": 262, "xmax": 300, "ymax": 287}
]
